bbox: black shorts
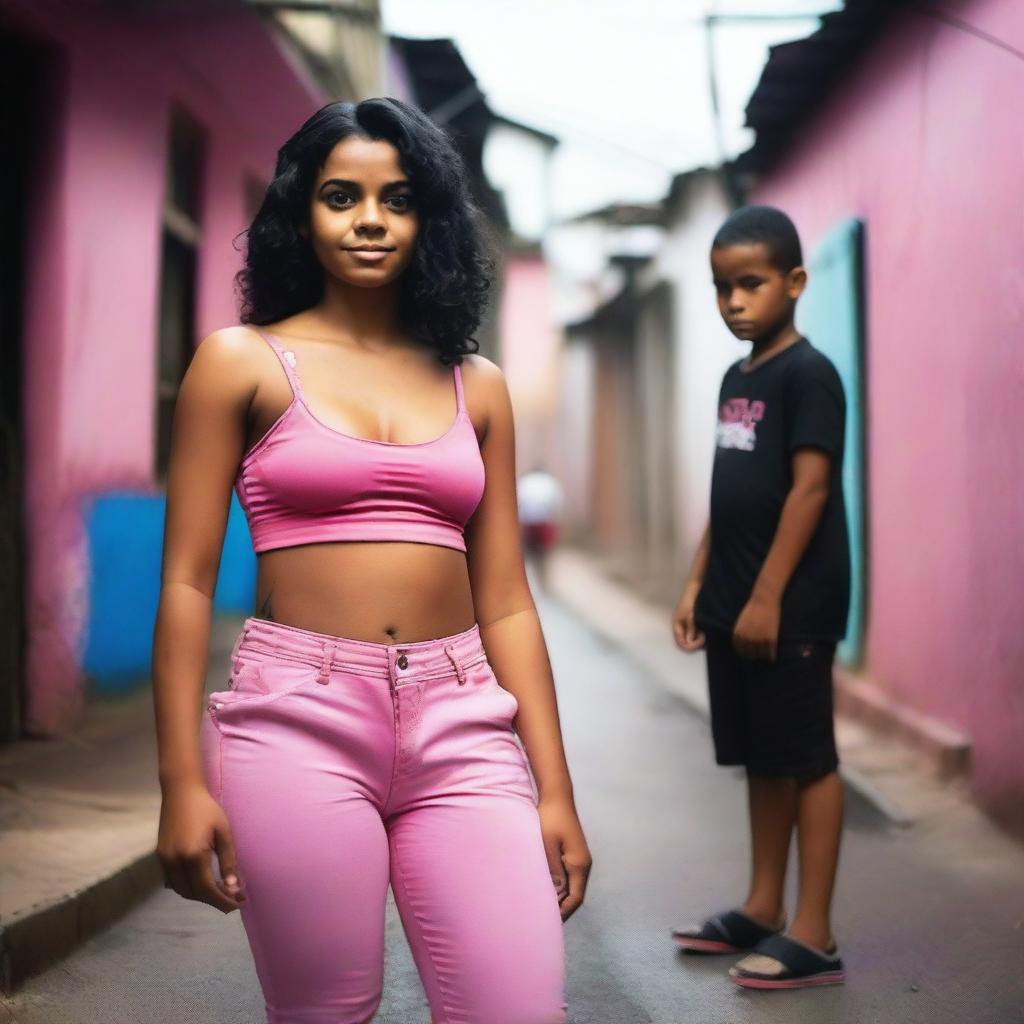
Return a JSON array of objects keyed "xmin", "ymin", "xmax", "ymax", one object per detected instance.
[{"xmin": 704, "ymin": 630, "xmax": 839, "ymax": 779}]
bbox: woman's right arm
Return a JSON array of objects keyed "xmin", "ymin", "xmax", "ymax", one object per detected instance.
[{"xmin": 153, "ymin": 327, "xmax": 258, "ymax": 913}]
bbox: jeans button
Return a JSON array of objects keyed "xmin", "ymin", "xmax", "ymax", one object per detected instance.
[{"xmin": 397, "ymin": 654, "xmax": 409, "ymax": 670}]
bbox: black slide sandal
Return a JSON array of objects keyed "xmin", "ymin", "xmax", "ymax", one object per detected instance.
[
  {"xmin": 730, "ymin": 934, "xmax": 846, "ymax": 988},
  {"xmin": 672, "ymin": 909, "xmax": 784, "ymax": 955}
]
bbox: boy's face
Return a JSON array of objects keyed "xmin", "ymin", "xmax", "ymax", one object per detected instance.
[{"xmin": 711, "ymin": 242, "xmax": 806, "ymax": 344}]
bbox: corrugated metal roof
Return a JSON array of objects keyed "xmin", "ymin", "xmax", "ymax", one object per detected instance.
[
  {"xmin": 566, "ymin": 202, "xmax": 666, "ymax": 227},
  {"xmin": 737, "ymin": 0, "xmax": 911, "ymax": 175}
]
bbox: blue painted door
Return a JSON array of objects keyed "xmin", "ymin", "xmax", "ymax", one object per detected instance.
[{"xmin": 796, "ymin": 218, "xmax": 866, "ymax": 665}]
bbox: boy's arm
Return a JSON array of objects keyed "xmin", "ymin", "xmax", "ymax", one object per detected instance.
[
  {"xmin": 733, "ymin": 449, "xmax": 831, "ymax": 660},
  {"xmin": 672, "ymin": 522, "xmax": 710, "ymax": 652}
]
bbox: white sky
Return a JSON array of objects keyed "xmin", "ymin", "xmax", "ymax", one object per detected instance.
[{"xmin": 383, "ymin": 1, "xmax": 843, "ymax": 224}]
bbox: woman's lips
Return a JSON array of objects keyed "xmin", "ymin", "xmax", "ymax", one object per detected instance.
[{"xmin": 345, "ymin": 248, "xmax": 395, "ymax": 263}]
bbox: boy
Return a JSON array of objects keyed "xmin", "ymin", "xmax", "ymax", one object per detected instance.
[{"xmin": 670, "ymin": 206, "xmax": 850, "ymax": 989}]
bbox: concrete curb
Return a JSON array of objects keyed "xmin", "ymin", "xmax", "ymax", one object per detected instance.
[
  {"xmin": 0, "ymin": 852, "xmax": 161, "ymax": 993},
  {"xmin": 834, "ymin": 667, "xmax": 972, "ymax": 781},
  {"xmin": 0, "ymin": 614, "xmax": 246, "ymax": 995}
]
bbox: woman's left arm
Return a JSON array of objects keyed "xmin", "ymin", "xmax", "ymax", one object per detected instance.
[{"xmin": 462, "ymin": 356, "xmax": 592, "ymax": 921}]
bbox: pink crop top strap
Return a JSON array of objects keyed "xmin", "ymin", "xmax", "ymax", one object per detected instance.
[
  {"xmin": 235, "ymin": 328, "xmax": 486, "ymax": 554},
  {"xmin": 452, "ymin": 356, "xmax": 466, "ymax": 413},
  {"xmin": 253, "ymin": 328, "xmax": 306, "ymax": 398}
]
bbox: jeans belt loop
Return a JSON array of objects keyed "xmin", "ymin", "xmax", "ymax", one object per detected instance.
[
  {"xmin": 444, "ymin": 644, "xmax": 466, "ymax": 686},
  {"xmin": 318, "ymin": 641, "xmax": 336, "ymax": 685}
]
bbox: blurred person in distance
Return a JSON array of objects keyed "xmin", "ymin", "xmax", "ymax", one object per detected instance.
[{"xmin": 518, "ymin": 465, "xmax": 564, "ymax": 592}]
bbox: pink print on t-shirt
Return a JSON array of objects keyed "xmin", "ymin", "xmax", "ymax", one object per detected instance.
[{"xmin": 716, "ymin": 398, "xmax": 766, "ymax": 452}]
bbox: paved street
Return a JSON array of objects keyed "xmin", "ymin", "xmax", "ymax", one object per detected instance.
[{"xmin": 3, "ymin": 593, "xmax": 1023, "ymax": 1024}]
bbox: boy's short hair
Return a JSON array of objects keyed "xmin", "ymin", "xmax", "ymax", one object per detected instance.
[{"xmin": 712, "ymin": 205, "xmax": 803, "ymax": 273}]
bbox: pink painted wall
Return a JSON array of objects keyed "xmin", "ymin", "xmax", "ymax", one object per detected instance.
[
  {"xmin": 751, "ymin": 0, "xmax": 1024, "ymax": 823},
  {"xmin": 9, "ymin": 3, "xmax": 326, "ymax": 733},
  {"xmin": 501, "ymin": 253, "xmax": 560, "ymax": 473}
]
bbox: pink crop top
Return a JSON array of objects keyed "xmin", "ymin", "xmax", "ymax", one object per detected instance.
[{"xmin": 235, "ymin": 331, "xmax": 486, "ymax": 553}]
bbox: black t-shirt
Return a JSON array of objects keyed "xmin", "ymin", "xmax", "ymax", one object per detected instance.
[{"xmin": 695, "ymin": 337, "xmax": 851, "ymax": 642}]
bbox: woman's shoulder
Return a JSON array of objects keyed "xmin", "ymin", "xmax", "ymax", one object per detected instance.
[
  {"xmin": 197, "ymin": 323, "xmax": 269, "ymax": 356},
  {"xmin": 189, "ymin": 325, "xmax": 277, "ymax": 389},
  {"xmin": 458, "ymin": 352, "xmax": 509, "ymax": 402},
  {"xmin": 198, "ymin": 324, "xmax": 293, "ymax": 366},
  {"xmin": 459, "ymin": 352, "xmax": 505, "ymax": 384}
]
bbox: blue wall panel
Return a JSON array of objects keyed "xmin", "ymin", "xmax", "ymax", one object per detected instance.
[
  {"xmin": 83, "ymin": 490, "xmax": 256, "ymax": 690},
  {"xmin": 796, "ymin": 218, "xmax": 867, "ymax": 665},
  {"xmin": 213, "ymin": 495, "xmax": 258, "ymax": 613}
]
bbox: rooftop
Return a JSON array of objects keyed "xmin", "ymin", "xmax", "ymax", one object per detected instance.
[{"xmin": 737, "ymin": 0, "xmax": 910, "ymax": 175}]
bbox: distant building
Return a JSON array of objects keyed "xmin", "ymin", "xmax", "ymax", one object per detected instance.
[
  {"xmin": 555, "ymin": 202, "xmax": 678, "ymax": 598},
  {"xmin": 641, "ymin": 169, "xmax": 736, "ymax": 586},
  {"xmin": 489, "ymin": 117, "xmax": 560, "ymax": 475},
  {"xmin": 388, "ymin": 41, "xmax": 563, "ymax": 474},
  {"xmin": 388, "ymin": 35, "xmax": 509, "ymax": 362}
]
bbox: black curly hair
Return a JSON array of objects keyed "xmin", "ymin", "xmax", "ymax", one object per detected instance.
[{"xmin": 236, "ymin": 97, "xmax": 493, "ymax": 364}]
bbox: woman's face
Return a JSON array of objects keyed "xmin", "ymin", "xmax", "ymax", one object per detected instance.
[{"xmin": 307, "ymin": 136, "xmax": 419, "ymax": 289}]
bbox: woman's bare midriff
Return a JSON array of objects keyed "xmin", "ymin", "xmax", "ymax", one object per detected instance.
[{"xmin": 254, "ymin": 541, "xmax": 477, "ymax": 643}]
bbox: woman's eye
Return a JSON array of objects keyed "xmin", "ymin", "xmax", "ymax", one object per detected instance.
[
  {"xmin": 326, "ymin": 192, "xmax": 354, "ymax": 208},
  {"xmin": 386, "ymin": 194, "xmax": 413, "ymax": 211}
]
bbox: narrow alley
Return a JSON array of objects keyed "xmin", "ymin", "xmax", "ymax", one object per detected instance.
[{"xmin": 4, "ymin": 589, "xmax": 1021, "ymax": 1024}]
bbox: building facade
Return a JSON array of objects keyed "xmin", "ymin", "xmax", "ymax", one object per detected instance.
[
  {"xmin": 742, "ymin": 0, "xmax": 1024, "ymax": 829},
  {"xmin": 1, "ymin": 0, "xmax": 380, "ymax": 739}
]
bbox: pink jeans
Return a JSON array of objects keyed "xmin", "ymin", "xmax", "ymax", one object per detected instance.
[{"xmin": 200, "ymin": 616, "xmax": 567, "ymax": 1024}]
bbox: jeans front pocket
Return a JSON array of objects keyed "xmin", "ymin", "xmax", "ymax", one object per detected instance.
[
  {"xmin": 465, "ymin": 660, "xmax": 519, "ymax": 724},
  {"xmin": 207, "ymin": 654, "xmax": 322, "ymax": 729}
]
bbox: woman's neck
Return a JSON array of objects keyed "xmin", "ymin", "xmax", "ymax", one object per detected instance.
[{"xmin": 311, "ymin": 278, "xmax": 405, "ymax": 349}]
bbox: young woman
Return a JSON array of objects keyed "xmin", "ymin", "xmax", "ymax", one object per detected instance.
[{"xmin": 153, "ymin": 97, "xmax": 590, "ymax": 1024}]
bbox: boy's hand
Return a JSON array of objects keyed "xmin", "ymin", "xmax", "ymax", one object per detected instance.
[
  {"xmin": 672, "ymin": 584, "xmax": 706, "ymax": 652},
  {"xmin": 733, "ymin": 593, "xmax": 780, "ymax": 661}
]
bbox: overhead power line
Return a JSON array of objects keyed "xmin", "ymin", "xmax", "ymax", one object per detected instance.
[
  {"xmin": 910, "ymin": 2, "xmax": 1024, "ymax": 64},
  {"xmin": 703, "ymin": 8, "xmax": 826, "ymax": 184}
]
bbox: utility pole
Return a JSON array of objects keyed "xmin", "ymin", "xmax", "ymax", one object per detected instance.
[{"xmin": 702, "ymin": 6, "xmax": 833, "ymax": 205}]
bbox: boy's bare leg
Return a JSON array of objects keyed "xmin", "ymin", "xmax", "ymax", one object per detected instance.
[
  {"xmin": 787, "ymin": 770, "xmax": 843, "ymax": 950},
  {"xmin": 742, "ymin": 774, "xmax": 797, "ymax": 927}
]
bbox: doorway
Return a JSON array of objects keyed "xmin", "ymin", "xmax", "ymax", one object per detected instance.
[{"xmin": 0, "ymin": 28, "xmax": 56, "ymax": 741}]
